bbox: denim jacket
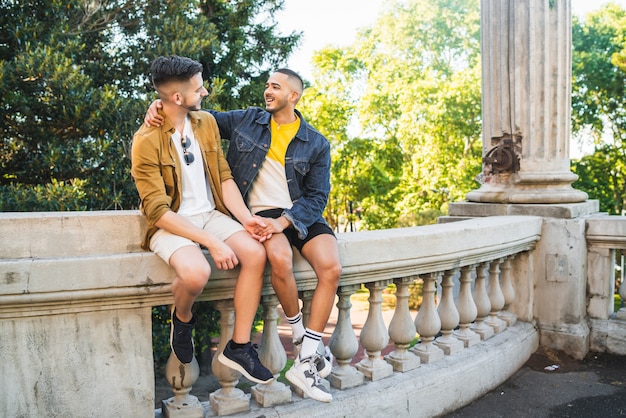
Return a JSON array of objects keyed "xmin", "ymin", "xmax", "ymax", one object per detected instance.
[{"xmin": 208, "ymin": 107, "xmax": 331, "ymax": 239}]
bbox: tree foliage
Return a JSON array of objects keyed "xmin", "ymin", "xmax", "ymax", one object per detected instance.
[
  {"xmin": 0, "ymin": 0, "xmax": 299, "ymax": 211},
  {"xmin": 571, "ymin": 3, "xmax": 626, "ymax": 215},
  {"xmin": 301, "ymin": 0, "xmax": 483, "ymax": 230}
]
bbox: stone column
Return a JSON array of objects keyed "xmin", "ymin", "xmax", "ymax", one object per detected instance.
[
  {"xmin": 447, "ymin": 0, "xmax": 598, "ymax": 362},
  {"xmin": 467, "ymin": 0, "xmax": 587, "ymax": 204}
]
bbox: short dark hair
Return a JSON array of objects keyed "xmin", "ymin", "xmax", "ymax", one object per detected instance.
[
  {"xmin": 150, "ymin": 55, "xmax": 203, "ymax": 89},
  {"xmin": 275, "ymin": 68, "xmax": 304, "ymax": 92}
]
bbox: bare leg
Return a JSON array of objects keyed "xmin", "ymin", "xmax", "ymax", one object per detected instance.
[
  {"xmin": 225, "ymin": 230, "xmax": 267, "ymax": 343},
  {"xmin": 263, "ymin": 233, "xmax": 300, "ymax": 317},
  {"xmin": 300, "ymin": 234, "xmax": 341, "ymax": 333},
  {"xmin": 169, "ymin": 244, "xmax": 211, "ymax": 322}
]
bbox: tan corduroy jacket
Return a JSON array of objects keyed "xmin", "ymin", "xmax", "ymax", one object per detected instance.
[{"xmin": 131, "ymin": 110, "xmax": 233, "ymax": 250}]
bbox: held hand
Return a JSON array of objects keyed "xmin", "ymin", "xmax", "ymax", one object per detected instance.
[
  {"xmin": 207, "ymin": 241, "xmax": 239, "ymax": 270},
  {"xmin": 256, "ymin": 216, "xmax": 287, "ymax": 235},
  {"xmin": 243, "ymin": 216, "xmax": 272, "ymax": 242},
  {"xmin": 144, "ymin": 99, "xmax": 164, "ymax": 127}
]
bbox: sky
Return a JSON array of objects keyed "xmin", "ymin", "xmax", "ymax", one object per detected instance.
[{"xmin": 276, "ymin": 0, "xmax": 626, "ymax": 80}]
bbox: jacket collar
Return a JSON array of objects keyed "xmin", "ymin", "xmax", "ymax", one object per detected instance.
[
  {"xmin": 256, "ymin": 108, "xmax": 310, "ymax": 142},
  {"xmin": 159, "ymin": 110, "xmax": 200, "ymax": 136}
]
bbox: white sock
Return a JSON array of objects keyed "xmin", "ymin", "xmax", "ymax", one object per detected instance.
[
  {"xmin": 287, "ymin": 312, "xmax": 306, "ymax": 342},
  {"xmin": 299, "ymin": 328, "xmax": 323, "ymax": 360}
]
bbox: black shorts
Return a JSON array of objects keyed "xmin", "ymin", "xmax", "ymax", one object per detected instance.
[{"xmin": 255, "ymin": 208, "xmax": 335, "ymax": 252}]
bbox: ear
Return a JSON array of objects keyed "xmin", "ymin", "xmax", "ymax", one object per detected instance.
[
  {"xmin": 173, "ymin": 92, "xmax": 182, "ymax": 106},
  {"xmin": 289, "ymin": 90, "xmax": 300, "ymax": 104}
]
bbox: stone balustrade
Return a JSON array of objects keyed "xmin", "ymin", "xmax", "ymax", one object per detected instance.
[
  {"xmin": 1, "ymin": 211, "xmax": 624, "ymax": 417},
  {"xmin": 585, "ymin": 215, "xmax": 626, "ymax": 354}
]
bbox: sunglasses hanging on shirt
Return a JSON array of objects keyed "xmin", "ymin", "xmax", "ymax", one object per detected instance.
[{"xmin": 181, "ymin": 136, "xmax": 195, "ymax": 165}]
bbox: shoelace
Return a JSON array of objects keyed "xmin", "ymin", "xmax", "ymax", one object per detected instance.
[{"xmin": 307, "ymin": 354, "xmax": 324, "ymax": 386}]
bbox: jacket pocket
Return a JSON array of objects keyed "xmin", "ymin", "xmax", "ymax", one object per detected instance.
[
  {"xmin": 160, "ymin": 160, "xmax": 176, "ymax": 195},
  {"xmin": 293, "ymin": 159, "xmax": 310, "ymax": 176},
  {"xmin": 233, "ymin": 131, "xmax": 257, "ymax": 153}
]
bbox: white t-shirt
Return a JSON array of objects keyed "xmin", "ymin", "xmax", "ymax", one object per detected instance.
[
  {"xmin": 172, "ymin": 117, "xmax": 215, "ymax": 216},
  {"xmin": 248, "ymin": 117, "xmax": 298, "ymax": 214}
]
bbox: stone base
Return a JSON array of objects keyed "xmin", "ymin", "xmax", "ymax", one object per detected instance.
[
  {"xmin": 486, "ymin": 315, "xmax": 507, "ymax": 334},
  {"xmin": 355, "ymin": 357, "xmax": 394, "ymax": 381},
  {"xmin": 327, "ymin": 366, "xmax": 364, "ymax": 390},
  {"xmin": 410, "ymin": 343, "xmax": 445, "ymax": 364},
  {"xmin": 471, "ymin": 321, "xmax": 495, "ymax": 340},
  {"xmin": 209, "ymin": 388, "xmax": 250, "ymax": 416},
  {"xmin": 538, "ymin": 321, "xmax": 590, "ymax": 360},
  {"xmin": 384, "ymin": 350, "xmax": 421, "ymax": 372},
  {"xmin": 162, "ymin": 395, "xmax": 204, "ymax": 418},
  {"xmin": 434, "ymin": 336, "xmax": 464, "ymax": 355},
  {"xmin": 251, "ymin": 381, "xmax": 291, "ymax": 407},
  {"xmin": 499, "ymin": 311, "xmax": 517, "ymax": 326},
  {"xmin": 464, "ymin": 172, "xmax": 589, "ymax": 205},
  {"xmin": 453, "ymin": 328, "xmax": 481, "ymax": 347},
  {"xmin": 446, "ymin": 200, "xmax": 600, "ymax": 220},
  {"xmin": 589, "ymin": 318, "xmax": 626, "ymax": 355}
]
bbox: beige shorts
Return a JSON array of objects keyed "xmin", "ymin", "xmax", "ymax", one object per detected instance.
[{"xmin": 150, "ymin": 210, "xmax": 245, "ymax": 265}]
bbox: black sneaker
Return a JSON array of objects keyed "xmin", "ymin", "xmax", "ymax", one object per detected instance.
[
  {"xmin": 218, "ymin": 341, "xmax": 274, "ymax": 384},
  {"xmin": 170, "ymin": 308, "xmax": 196, "ymax": 364}
]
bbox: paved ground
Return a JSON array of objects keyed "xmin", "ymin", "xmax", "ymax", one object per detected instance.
[{"xmin": 444, "ymin": 346, "xmax": 626, "ymax": 418}]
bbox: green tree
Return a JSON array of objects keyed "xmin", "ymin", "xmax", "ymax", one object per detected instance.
[
  {"xmin": 301, "ymin": 0, "xmax": 483, "ymax": 229},
  {"xmin": 571, "ymin": 3, "xmax": 626, "ymax": 215},
  {"xmin": 0, "ymin": 0, "xmax": 299, "ymax": 211}
]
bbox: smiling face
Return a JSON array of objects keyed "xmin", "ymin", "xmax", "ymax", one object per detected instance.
[{"xmin": 264, "ymin": 72, "xmax": 300, "ymax": 115}]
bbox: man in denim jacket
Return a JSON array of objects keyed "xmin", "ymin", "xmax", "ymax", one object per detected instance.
[{"xmin": 147, "ymin": 69, "xmax": 341, "ymax": 402}]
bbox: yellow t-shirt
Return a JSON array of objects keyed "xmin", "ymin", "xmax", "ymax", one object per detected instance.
[{"xmin": 248, "ymin": 116, "xmax": 300, "ymax": 213}]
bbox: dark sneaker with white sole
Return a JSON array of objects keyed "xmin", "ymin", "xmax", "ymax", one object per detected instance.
[
  {"xmin": 285, "ymin": 354, "xmax": 332, "ymax": 402},
  {"xmin": 170, "ymin": 308, "xmax": 196, "ymax": 364},
  {"xmin": 218, "ymin": 341, "xmax": 274, "ymax": 384}
]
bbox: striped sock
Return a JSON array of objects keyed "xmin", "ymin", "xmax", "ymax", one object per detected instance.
[
  {"xmin": 299, "ymin": 328, "xmax": 323, "ymax": 360},
  {"xmin": 286, "ymin": 312, "xmax": 306, "ymax": 342}
]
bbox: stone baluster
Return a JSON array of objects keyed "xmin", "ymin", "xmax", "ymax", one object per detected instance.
[
  {"xmin": 411, "ymin": 273, "xmax": 445, "ymax": 363},
  {"xmin": 161, "ymin": 347, "xmax": 203, "ymax": 418},
  {"xmin": 435, "ymin": 269, "xmax": 464, "ymax": 355},
  {"xmin": 356, "ymin": 280, "xmax": 394, "ymax": 381},
  {"xmin": 498, "ymin": 256, "xmax": 518, "ymax": 326},
  {"xmin": 300, "ymin": 289, "xmax": 314, "ymax": 327},
  {"xmin": 471, "ymin": 263, "xmax": 494, "ymax": 340},
  {"xmin": 617, "ymin": 253, "xmax": 626, "ymax": 320},
  {"xmin": 453, "ymin": 265, "xmax": 481, "ymax": 347},
  {"xmin": 251, "ymin": 294, "xmax": 291, "ymax": 407},
  {"xmin": 486, "ymin": 258, "xmax": 507, "ymax": 333},
  {"xmin": 210, "ymin": 300, "xmax": 250, "ymax": 416},
  {"xmin": 328, "ymin": 284, "xmax": 364, "ymax": 390},
  {"xmin": 385, "ymin": 276, "xmax": 421, "ymax": 372}
]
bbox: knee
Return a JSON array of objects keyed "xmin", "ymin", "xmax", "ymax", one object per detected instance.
[
  {"xmin": 248, "ymin": 241, "xmax": 267, "ymax": 265},
  {"xmin": 268, "ymin": 247, "xmax": 293, "ymax": 279},
  {"xmin": 319, "ymin": 262, "xmax": 341, "ymax": 288},
  {"xmin": 177, "ymin": 262, "xmax": 210, "ymax": 296},
  {"xmin": 239, "ymin": 241, "xmax": 268, "ymax": 272}
]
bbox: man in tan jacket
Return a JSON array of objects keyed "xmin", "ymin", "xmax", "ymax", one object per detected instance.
[{"xmin": 131, "ymin": 55, "xmax": 272, "ymax": 384}]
